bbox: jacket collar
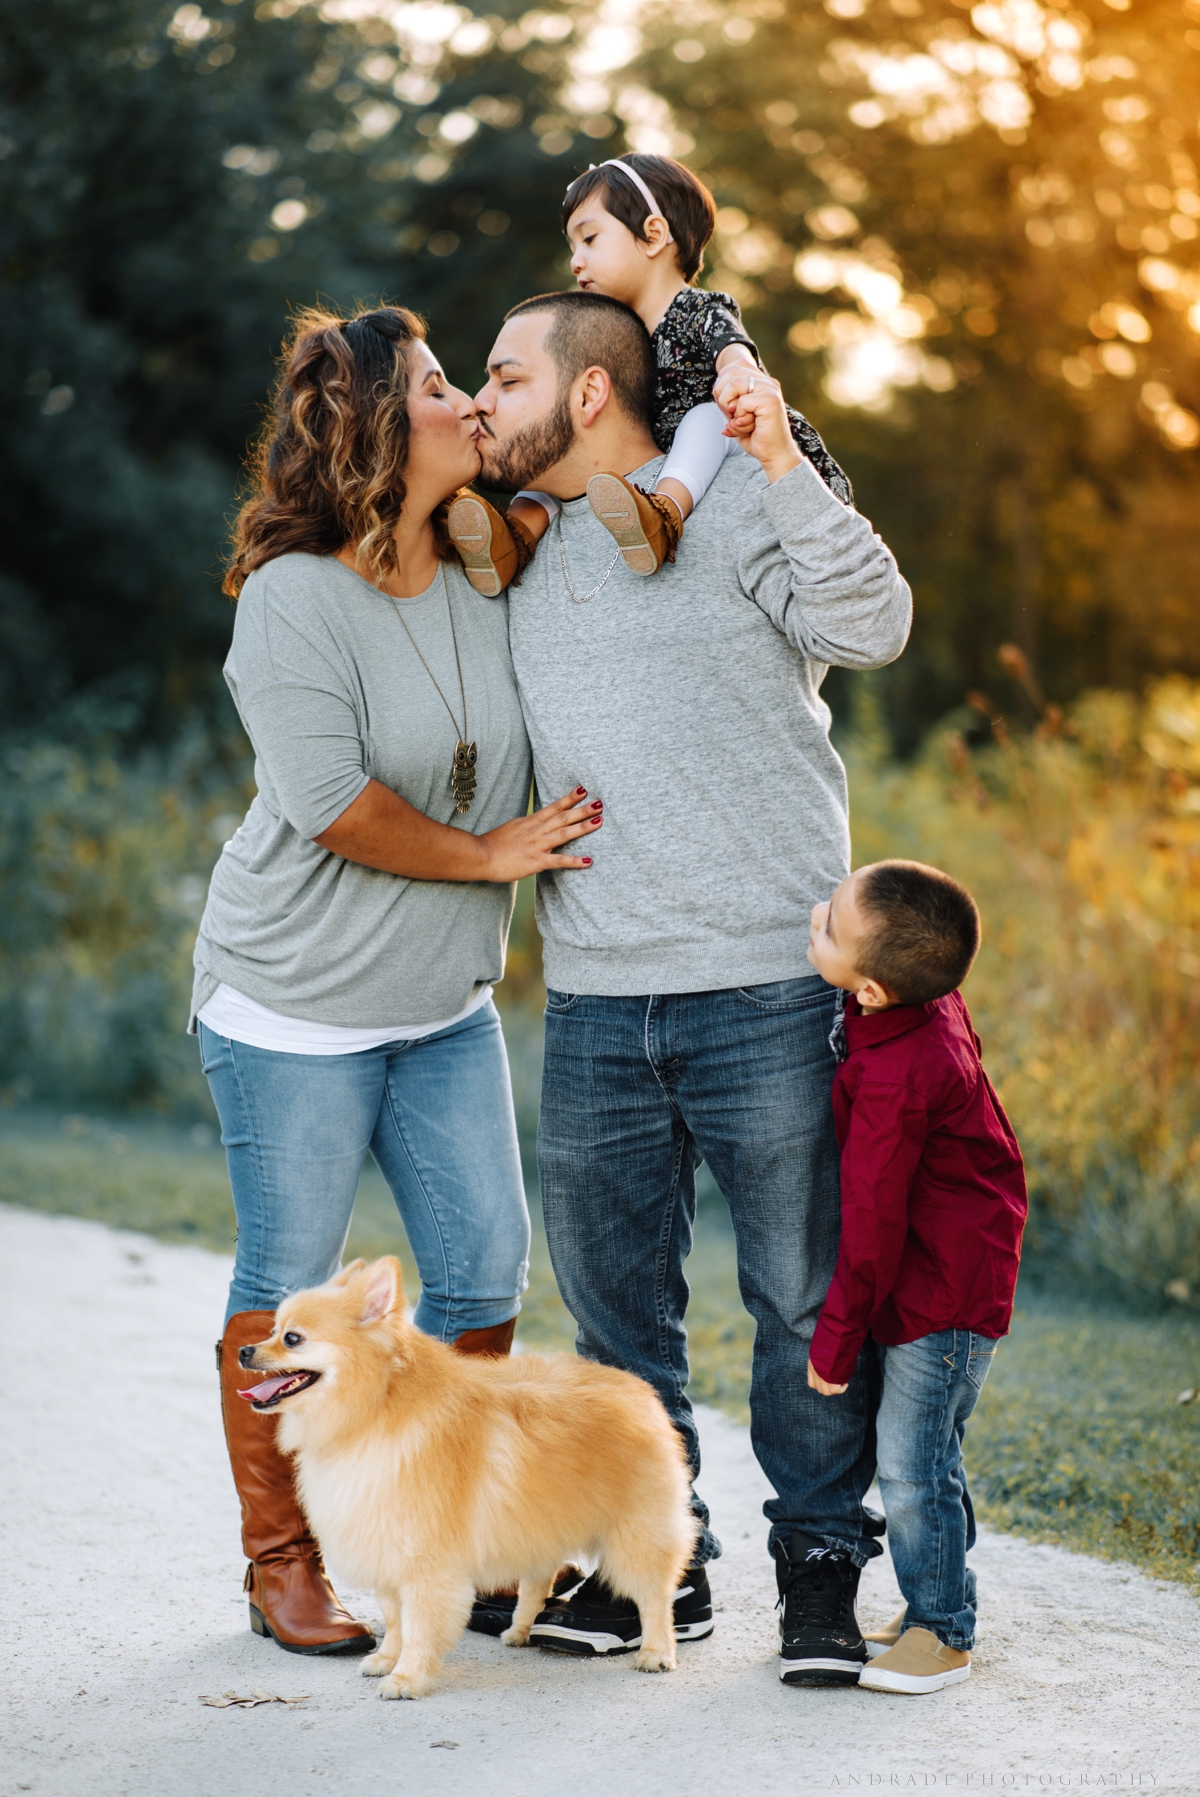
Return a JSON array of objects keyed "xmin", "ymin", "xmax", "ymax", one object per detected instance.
[{"xmin": 843, "ymin": 992, "xmax": 940, "ymax": 1051}]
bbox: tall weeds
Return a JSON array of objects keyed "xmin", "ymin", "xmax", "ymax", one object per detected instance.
[
  {"xmin": 0, "ymin": 730, "xmax": 250, "ymax": 1116},
  {"xmin": 3, "ymin": 682, "xmax": 1198, "ymax": 1303},
  {"xmin": 847, "ymin": 676, "xmax": 1200, "ymax": 1305}
]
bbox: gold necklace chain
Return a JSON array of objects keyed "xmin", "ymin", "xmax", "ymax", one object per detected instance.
[{"xmin": 386, "ymin": 565, "xmax": 477, "ymax": 815}]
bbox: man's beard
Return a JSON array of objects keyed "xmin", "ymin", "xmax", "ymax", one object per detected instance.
[{"xmin": 478, "ymin": 389, "xmax": 575, "ymax": 493}]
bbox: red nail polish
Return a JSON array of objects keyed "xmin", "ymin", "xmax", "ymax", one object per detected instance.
[
  {"xmin": 582, "ymin": 856, "xmax": 593, "ymax": 865},
  {"xmin": 591, "ymin": 800, "xmax": 603, "ymax": 810},
  {"xmin": 576, "ymin": 787, "xmax": 587, "ymax": 796}
]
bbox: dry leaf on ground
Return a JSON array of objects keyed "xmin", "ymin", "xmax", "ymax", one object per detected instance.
[{"xmin": 199, "ymin": 1689, "xmax": 310, "ymax": 1708}]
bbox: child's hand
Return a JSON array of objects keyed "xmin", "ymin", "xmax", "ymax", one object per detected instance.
[
  {"xmin": 712, "ymin": 345, "xmax": 759, "ymax": 438},
  {"xmin": 807, "ymin": 1358, "xmax": 849, "ymax": 1397},
  {"xmin": 711, "ymin": 366, "xmax": 802, "ymax": 484}
]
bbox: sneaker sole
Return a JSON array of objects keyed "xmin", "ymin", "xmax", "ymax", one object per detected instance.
[
  {"xmin": 864, "ymin": 1639, "xmax": 899, "ymax": 1659},
  {"xmin": 586, "ymin": 474, "xmax": 657, "ymax": 576},
  {"xmin": 531, "ymin": 1624, "xmax": 638, "ymax": 1656},
  {"xmin": 446, "ymin": 496, "xmax": 504, "ymax": 598},
  {"xmin": 858, "ymin": 1663, "xmax": 971, "ymax": 1694},
  {"xmin": 530, "ymin": 1616, "xmax": 714, "ymax": 1656},
  {"xmin": 779, "ymin": 1655, "xmax": 867, "ymax": 1687}
]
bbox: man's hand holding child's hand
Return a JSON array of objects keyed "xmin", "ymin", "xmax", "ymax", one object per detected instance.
[
  {"xmin": 807, "ymin": 1358, "xmax": 849, "ymax": 1398},
  {"xmin": 711, "ymin": 362, "xmax": 803, "ymax": 485}
]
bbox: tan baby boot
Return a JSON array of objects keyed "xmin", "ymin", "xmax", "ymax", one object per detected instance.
[
  {"xmin": 447, "ymin": 492, "xmax": 535, "ymax": 596},
  {"xmin": 586, "ymin": 473, "xmax": 682, "ymax": 575},
  {"xmin": 863, "ymin": 1605, "xmax": 907, "ymax": 1658},
  {"xmin": 858, "ymin": 1626, "xmax": 970, "ymax": 1693}
]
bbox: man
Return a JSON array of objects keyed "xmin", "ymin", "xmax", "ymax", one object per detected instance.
[{"xmin": 473, "ymin": 291, "xmax": 912, "ymax": 1686}]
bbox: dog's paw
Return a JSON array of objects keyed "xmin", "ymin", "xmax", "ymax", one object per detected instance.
[
  {"xmin": 379, "ymin": 1671, "xmax": 433, "ymax": 1701},
  {"xmin": 361, "ymin": 1651, "xmax": 397, "ymax": 1677},
  {"xmin": 634, "ymin": 1646, "xmax": 676, "ymax": 1674},
  {"xmin": 500, "ymin": 1623, "xmax": 531, "ymax": 1648}
]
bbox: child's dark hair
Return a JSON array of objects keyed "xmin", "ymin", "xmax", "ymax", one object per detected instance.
[
  {"xmin": 856, "ymin": 861, "xmax": 980, "ymax": 1005},
  {"xmin": 561, "ymin": 154, "xmax": 717, "ymax": 282}
]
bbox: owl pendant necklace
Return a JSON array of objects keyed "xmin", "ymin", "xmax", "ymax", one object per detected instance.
[{"xmin": 388, "ymin": 566, "xmax": 477, "ymax": 815}]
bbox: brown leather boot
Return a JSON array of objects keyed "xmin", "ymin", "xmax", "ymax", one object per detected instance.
[
  {"xmin": 447, "ymin": 493, "xmax": 536, "ymax": 596},
  {"xmin": 586, "ymin": 472, "xmax": 683, "ymax": 575},
  {"xmin": 451, "ymin": 1316, "xmax": 517, "ymax": 1358},
  {"xmin": 217, "ymin": 1310, "xmax": 376, "ymax": 1656}
]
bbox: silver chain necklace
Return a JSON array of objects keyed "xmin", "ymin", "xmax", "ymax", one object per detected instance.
[
  {"xmin": 386, "ymin": 566, "xmax": 477, "ymax": 815},
  {"xmin": 559, "ymin": 532, "xmax": 621, "ymax": 605}
]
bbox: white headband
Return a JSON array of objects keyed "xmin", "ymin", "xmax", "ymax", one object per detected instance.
[{"xmin": 576, "ymin": 158, "xmax": 675, "ymax": 244}]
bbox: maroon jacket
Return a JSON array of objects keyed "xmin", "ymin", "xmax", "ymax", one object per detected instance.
[{"xmin": 809, "ymin": 988, "xmax": 1027, "ymax": 1386}]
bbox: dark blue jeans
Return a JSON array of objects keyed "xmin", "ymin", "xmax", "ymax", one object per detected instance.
[
  {"xmin": 874, "ymin": 1329, "xmax": 998, "ymax": 1650},
  {"xmin": 537, "ymin": 978, "xmax": 880, "ymax": 1567}
]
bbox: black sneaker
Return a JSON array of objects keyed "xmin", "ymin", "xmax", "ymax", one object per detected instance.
[
  {"xmin": 528, "ymin": 1564, "xmax": 714, "ymax": 1656},
  {"xmin": 466, "ymin": 1565, "xmax": 585, "ymax": 1637},
  {"xmin": 775, "ymin": 1531, "xmax": 868, "ymax": 1687}
]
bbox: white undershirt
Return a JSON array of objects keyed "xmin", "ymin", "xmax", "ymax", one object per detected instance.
[{"xmin": 196, "ymin": 981, "xmax": 493, "ymax": 1057}]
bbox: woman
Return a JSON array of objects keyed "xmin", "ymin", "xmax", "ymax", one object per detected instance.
[{"xmin": 193, "ymin": 304, "xmax": 600, "ymax": 1656}]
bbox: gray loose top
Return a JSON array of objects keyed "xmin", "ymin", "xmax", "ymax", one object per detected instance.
[
  {"xmin": 191, "ymin": 554, "xmax": 532, "ymax": 1028},
  {"xmin": 508, "ymin": 452, "xmax": 912, "ymax": 997}
]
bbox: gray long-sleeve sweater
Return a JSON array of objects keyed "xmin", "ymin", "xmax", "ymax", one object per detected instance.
[
  {"xmin": 191, "ymin": 556, "xmax": 531, "ymax": 1028},
  {"xmin": 507, "ymin": 451, "xmax": 911, "ymax": 997}
]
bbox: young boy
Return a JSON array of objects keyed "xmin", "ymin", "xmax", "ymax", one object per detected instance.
[{"xmin": 805, "ymin": 859, "xmax": 1027, "ymax": 1695}]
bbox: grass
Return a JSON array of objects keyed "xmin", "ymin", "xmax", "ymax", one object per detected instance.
[{"xmin": 4, "ymin": 1104, "xmax": 1199, "ymax": 1595}]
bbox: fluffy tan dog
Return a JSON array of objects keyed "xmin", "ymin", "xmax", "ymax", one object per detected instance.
[{"xmin": 237, "ymin": 1256, "xmax": 699, "ymax": 1699}]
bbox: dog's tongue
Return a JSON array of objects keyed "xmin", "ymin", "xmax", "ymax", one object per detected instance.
[{"xmin": 238, "ymin": 1373, "xmax": 299, "ymax": 1404}]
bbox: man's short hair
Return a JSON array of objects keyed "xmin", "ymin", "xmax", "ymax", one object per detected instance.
[
  {"xmin": 856, "ymin": 861, "xmax": 981, "ymax": 1006},
  {"xmin": 504, "ymin": 291, "xmax": 655, "ymax": 429},
  {"xmin": 562, "ymin": 155, "xmax": 717, "ymax": 283}
]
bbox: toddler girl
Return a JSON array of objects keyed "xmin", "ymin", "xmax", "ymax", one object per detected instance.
[{"xmin": 447, "ymin": 152, "xmax": 852, "ymax": 594}]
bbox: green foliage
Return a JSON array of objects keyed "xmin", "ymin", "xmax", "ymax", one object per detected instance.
[
  {"xmin": 968, "ymin": 1285, "xmax": 1200, "ymax": 1592},
  {"xmin": 629, "ymin": 0, "xmax": 1200, "ymax": 747},
  {"xmin": 846, "ymin": 674, "xmax": 1200, "ymax": 1304},
  {"xmin": 0, "ymin": 729, "xmax": 248, "ymax": 1113},
  {"xmin": 3, "ymin": 0, "xmax": 1197, "ymax": 751},
  {"xmin": 6, "ymin": 677, "xmax": 1200, "ymax": 1312},
  {"xmin": 0, "ymin": 0, "xmax": 579, "ymax": 734}
]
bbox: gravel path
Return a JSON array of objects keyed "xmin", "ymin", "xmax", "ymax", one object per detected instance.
[{"xmin": 2, "ymin": 1203, "xmax": 1196, "ymax": 1797}]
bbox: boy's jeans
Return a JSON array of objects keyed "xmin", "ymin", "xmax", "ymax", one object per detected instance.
[
  {"xmin": 875, "ymin": 1329, "xmax": 999, "ymax": 1651},
  {"xmin": 537, "ymin": 979, "xmax": 880, "ymax": 1567}
]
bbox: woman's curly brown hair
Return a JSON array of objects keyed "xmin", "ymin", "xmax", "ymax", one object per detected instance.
[{"xmin": 224, "ymin": 303, "xmax": 454, "ymax": 598}]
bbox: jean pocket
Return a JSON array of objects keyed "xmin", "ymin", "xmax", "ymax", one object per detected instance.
[
  {"xmin": 966, "ymin": 1335, "xmax": 998, "ymax": 1391},
  {"xmin": 734, "ymin": 976, "xmax": 830, "ymax": 1012},
  {"xmin": 544, "ymin": 988, "xmax": 581, "ymax": 1014}
]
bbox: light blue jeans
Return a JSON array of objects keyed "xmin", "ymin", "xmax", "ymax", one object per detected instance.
[
  {"xmin": 874, "ymin": 1329, "xmax": 999, "ymax": 1651},
  {"xmin": 198, "ymin": 1000, "xmax": 530, "ymax": 1339}
]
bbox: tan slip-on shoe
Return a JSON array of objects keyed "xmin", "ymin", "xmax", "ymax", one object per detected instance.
[
  {"xmin": 586, "ymin": 473, "xmax": 682, "ymax": 576},
  {"xmin": 446, "ymin": 492, "xmax": 535, "ymax": 596},
  {"xmin": 858, "ymin": 1626, "xmax": 970, "ymax": 1693},
  {"xmin": 864, "ymin": 1605, "xmax": 908, "ymax": 1658}
]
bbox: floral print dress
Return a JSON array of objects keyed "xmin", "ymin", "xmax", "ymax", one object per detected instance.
[{"xmin": 650, "ymin": 287, "xmax": 853, "ymax": 507}]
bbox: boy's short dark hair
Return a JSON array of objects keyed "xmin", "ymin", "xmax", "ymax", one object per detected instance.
[
  {"xmin": 856, "ymin": 861, "xmax": 981, "ymax": 1006},
  {"xmin": 504, "ymin": 290, "xmax": 655, "ymax": 428},
  {"xmin": 561, "ymin": 154, "xmax": 717, "ymax": 283}
]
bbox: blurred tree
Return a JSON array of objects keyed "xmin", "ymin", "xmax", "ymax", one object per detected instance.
[
  {"xmin": 2, "ymin": 0, "xmax": 1197, "ymax": 751},
  {"xmin": 0, "ymin": 0, "xmax": 581, "ymax": 737},
  {"xmin": 626, "ymin": 0, "xmax": 1200, "ymax": 745}
]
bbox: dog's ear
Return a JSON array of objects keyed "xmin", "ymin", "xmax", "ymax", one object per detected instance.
[
  {"xmin": 358, "ymin": 1257, "xmax": 402, "ymax": 1325},
  {"xmin": 330, "ymin": 1259, "xmax": 367, "ymax": 1287}
]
